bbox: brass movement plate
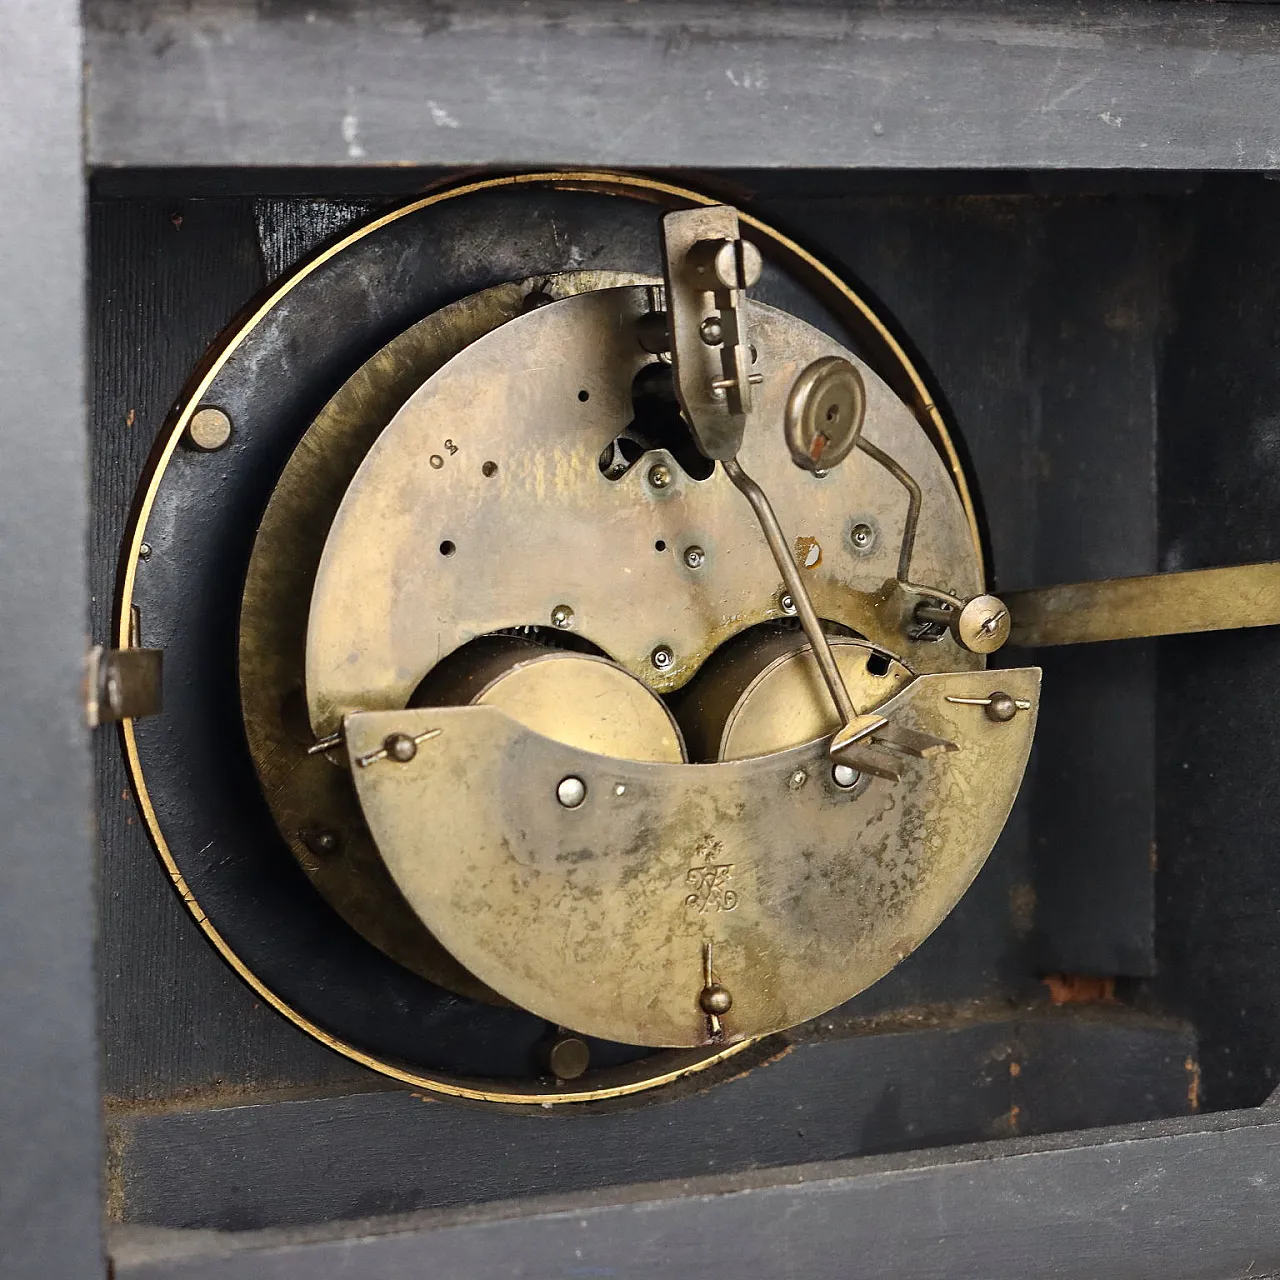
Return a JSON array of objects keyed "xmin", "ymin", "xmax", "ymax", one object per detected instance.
[
  {"xmin": 123, "ymin": 171, "xmax": 989, "ymax": 1105},
  {"xmin": 240, "ymin": 271, "xmax": 651, "ymax": 992},
  {"xmin": 346, "ymin": 669, "xmax": 1040, "ymax": 1048},
  {"xmin": 306, "ymin": 287, "xmax": 982, "ymax": 738}
]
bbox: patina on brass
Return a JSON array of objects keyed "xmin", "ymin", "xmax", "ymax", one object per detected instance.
[
  {"xmin": 660, "ymin": 205, "xmax": 762, "ymax": 458},
  {"xmin": 784, "ymin": 356, "xmax": 867, "ymax": 473},
  {"xmin": 128, "ymin": 171, "xmax": 994, "ymax": 1105},
  {"xmin": 306, "ymin": 286, "xmax": 984, "ymax": 742},
  {"xmin": 423, "ymin": 646, "xmax": 687, "ymax": 764},
  {"xmin": 240, "ymin": 271, "xmax": 653, "ymax": 992},
  {"xmin": 674, "ymin": 632, "xmax": 914, "ymax": 763},
  {"xmin": 1006, "ymin": 561, "xmax": 1280, "ymax": 647},
  {"xmin": 344, "ymin": 668, "xmax": 1040, "ymax": 1048}
]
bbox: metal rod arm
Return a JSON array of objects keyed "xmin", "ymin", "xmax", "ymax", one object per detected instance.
[
  {"xmin": 721, "ymin": 456, "xmax": 857, "ymax": 725},
  {"xmin": 1005, "ymin": 561, "xmax": 1280, "ymax": 647}
]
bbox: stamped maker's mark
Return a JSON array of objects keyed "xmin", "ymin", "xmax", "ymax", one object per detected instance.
[{"xmin": 684, "ymin": 837, "xmax": 738, "ymax": 913}]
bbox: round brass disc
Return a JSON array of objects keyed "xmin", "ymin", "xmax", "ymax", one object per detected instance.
[
  {"xmin": 316, "ymin": 284, "xmax": 996, "ymax": 1049},
  {"xmin": 784, "ymin": 356, "xmax": 867, "ymax": 473},
  {"xmin": 678, "ymin": 633, "xmax": 914, "ymax": 763},
  {"xmin": 471, "ymin": 653, "xmax": 686, "ymax": 764}
]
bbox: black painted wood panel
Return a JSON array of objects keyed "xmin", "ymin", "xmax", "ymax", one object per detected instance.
[
  {"xmin": 0, "ymin": 3, "xmax": 104, "ymax": 1277},
  {"xmin": 91, "ymin": 199, "xmax": 374, "ymax": 1100},
  {"xmin": 84, "ymin": 1, "xmax": 1280, "ymax": 171},
  {"xmin": 111, "ymin": 1009, "xmax": 1194, "ymax": 1231},
  {"xmin": 109, "ymin": 1103, "xmax": 1280, "ymax": 1280},
  {"xmin": 1156, "ymin": 175, "xmax": 1280, "ymax": 1111}
]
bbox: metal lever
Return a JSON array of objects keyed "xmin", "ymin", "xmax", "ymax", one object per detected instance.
[
  {"xmin": 1003, "ymin": 561, "xmax": 1280, "ymax": 647},
  {"xmin": 660, "ymin": 205, "xmax": 763, "ymax": 460},
  {"xmin": 721, "ymin": 456, "xmax": 907, "ymax": 775}
]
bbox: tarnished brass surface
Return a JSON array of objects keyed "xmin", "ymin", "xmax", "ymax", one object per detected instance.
[
  {"xmin": 85, "ymin": 644, "xmax": 164, "ymax": 727},
  {"xmin": 675, "ymin": 634, "xmax": 915, "ymax": 763},
  {"xmin": 345, "ymin": 667, "xmax": 1040, "ymax": 1048},
  {"xmin": 458, "ymin": 651, "xmax": 686, "ymax": 764},
  {"xmin": 307, "ymin": 286, "xmax": 983, "ymax": 739},
  {"xmin": 240, "ymin": 271, "xmax": 652, "ymax": 991},
  {"xmin": 784, "ymin": 356, "xmax": 866, "ymax": 473},
  {"xmin": 718, "ymin": 454, "xmax": 893, "ymax": 775},
  {"xmin": 1006, "ymin": 561, "xmax": 1280, "ymax": 647},
  {"xmin": 660, "ymin": 205, "xmax": 760, "ymax": 457}
]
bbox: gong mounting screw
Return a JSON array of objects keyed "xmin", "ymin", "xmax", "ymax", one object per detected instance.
[{"xmin": 954, "ymin": 594, "xmax": 1012, "ymax": 655}]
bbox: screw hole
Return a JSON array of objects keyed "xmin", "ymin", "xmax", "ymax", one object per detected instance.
[
  {"xmin": 578, "ymin": 389, "xmax": 590, "ymax": 402},
  {"xmin": 655, "ymin": 539, "xmax": 667, "ymax": 552},
  {"xmin": 439, "ymin": 540, "xmax": 456, "ymax": 557},
  {"xmin": 482, "ymin": 460, "xmax": 498, "ymax": 477}
]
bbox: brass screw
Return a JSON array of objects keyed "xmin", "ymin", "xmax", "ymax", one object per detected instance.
[
  {"xmin": 651, "ymin": 645, "xmax": 674, "ymax": 671},
  {"xmin": 647, "ymin": 464, "xmax": 672, "ymax": 490},
  {"xmin": 778, "ymin": 592, "xmax": 797, "ymax": 616},
  {"xmin": 185, "ymin": 406, "xmax": 233, "ymax": 452},
  {"xmin": 550, "ymin": 604, "xmax": 574, "ymax": 629},
  {"xmin": 699, "ymin": 316, "xmax": 723, "ymax": 345},
  {"xmin": 789, "ymin": 769, "xmax": 808, "ymax": 791},
  {"xmin": 683, "ymin": 546, "xmax": 706, "ymax": 569},
  {"xmin": 850, "ymin": 522, "xmax": 875, "ymax": 551},
  {"xmin": 302, "ymin": 829, "xmax": 340, "ymax": 856}
]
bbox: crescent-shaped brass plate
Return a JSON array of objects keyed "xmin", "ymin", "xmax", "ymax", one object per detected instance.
[{"xmin": 346, "ymin": 667, "xmax": 1040, "ymax": 1048}]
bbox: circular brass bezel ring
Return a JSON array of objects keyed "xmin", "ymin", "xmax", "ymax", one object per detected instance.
[{"xmin": 117, "ymin": 170, "xmax": 983, "ymax": 1105}]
